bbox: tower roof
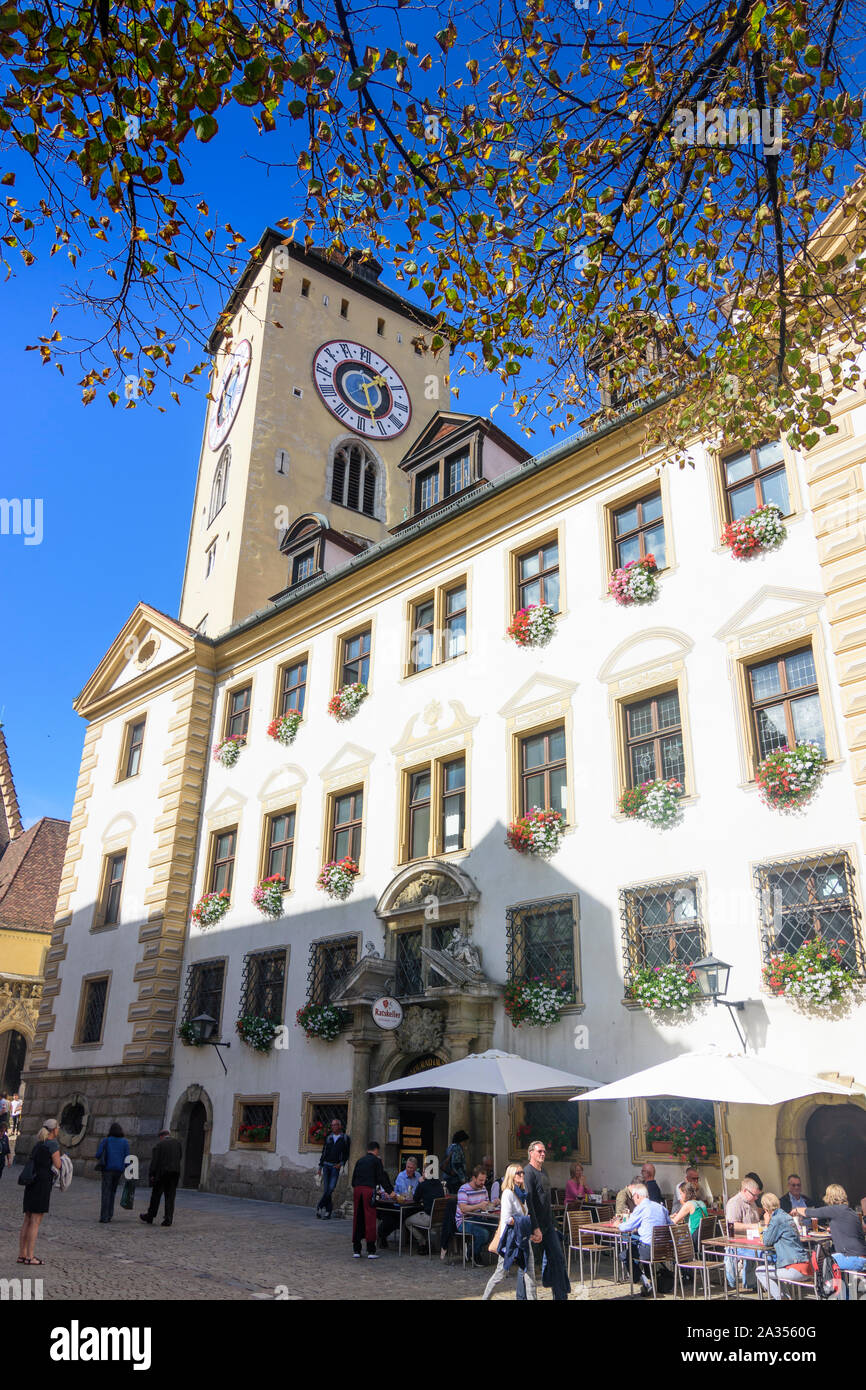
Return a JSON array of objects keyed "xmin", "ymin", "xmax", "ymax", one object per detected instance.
[
  {"xmin": 207, "ymin": 230, "xmax": 441, "ymax": 353},
  {"xmin": 0, "ymin": 726, "xmax": 23, "ymax": 856}
]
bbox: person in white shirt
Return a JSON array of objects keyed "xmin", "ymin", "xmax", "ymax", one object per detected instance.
[{"xmin": 482, "ymin": 1163, "xmax": 536, "ymax": 1301}]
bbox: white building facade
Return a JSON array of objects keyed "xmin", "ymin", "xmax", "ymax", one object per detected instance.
[{"xmin": 24, "ymin": 230, "xmax": 866, "ymax": 1209}]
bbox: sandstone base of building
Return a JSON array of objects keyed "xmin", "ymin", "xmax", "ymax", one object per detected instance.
[
  {"xmin": 205, "ymin": 1156, "xmax": 348, "ymax": 1208},
  {"xmin": 20, "ymin": 1064, "xmax": 171, "ymax": 1181}
]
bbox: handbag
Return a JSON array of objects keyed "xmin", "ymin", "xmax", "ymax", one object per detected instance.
[
  {"xmin": 17, "ymin": 1157, "xmax": 36, "ymax": 1187},
  {"xmin": 120, "ymin": 1178, "xmax": 137, "ymax": 1209}
]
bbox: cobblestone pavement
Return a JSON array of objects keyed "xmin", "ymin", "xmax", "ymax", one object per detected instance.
[{"xmin": 0, "ymin": 1173, "xmax": 630, "ymax": 1301}]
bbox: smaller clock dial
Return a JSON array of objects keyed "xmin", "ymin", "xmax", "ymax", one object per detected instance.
[
  {"xmin": 312, "ymin": 340, "xmax": 412, "ymax": 438},
  {"xmin": 208, "ymin": 339, "xmax": 252, "ymax": 452}
]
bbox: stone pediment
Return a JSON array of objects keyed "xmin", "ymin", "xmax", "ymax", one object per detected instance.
[
  {"xmin": 376, "ymin": 861, "xmax": 479, "ymax": 919},
  {"xmin": 75, "ymin": 603, "xmax": 205, "ymax": 717},
  {"xmin": 498, "ymin": 673, "xmax": 578, "ymax": 721},
  {"xmin": 392, "ymin": 700, "xmax": 479, "ymax": 759},
  {"xmin": 319, "ymin": 743, "xmax": 375, "ymax": 789},
  {"xmin": 714, "ymin": 586, "xmax": 824, "ymax": 647},
  {"xmin": 331, "ymin": 950, "xmax": 396, "ymax": 1005},
  {"xmin": 598, "ymin": 628, "xmax": 694, "ymax": 685}
]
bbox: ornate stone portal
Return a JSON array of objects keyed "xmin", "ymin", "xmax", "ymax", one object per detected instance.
[{"xmin": 331, "ymin": 861, "xmax": 501, "ymax": 1166}]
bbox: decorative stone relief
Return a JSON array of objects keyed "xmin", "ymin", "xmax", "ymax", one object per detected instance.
[
  {"xmin": 390, "ymin": 871, "xmax": 464, "ymax": 911},
  {"xmin": 395, "ymin": 1006, "xmax": 445, "ymax": 1053}
]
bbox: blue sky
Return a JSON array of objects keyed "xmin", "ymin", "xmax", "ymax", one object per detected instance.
[{"xmin": 0, "ymin": 104, "xmax": 532, "ymax": 826}]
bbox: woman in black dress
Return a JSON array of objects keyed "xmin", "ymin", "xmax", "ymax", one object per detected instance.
[{"xmin": 18, "ymin": 1118, "xmax": 61, "ymax": 1265}]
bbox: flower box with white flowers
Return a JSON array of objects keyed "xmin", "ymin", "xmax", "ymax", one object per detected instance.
[
  {"xmin": 763, "ymin": 937, "xmax": 860, "ymax": 1010},
  {"xmin": 629, "ymin": 963, "xmax": 702, "ymax": 1014},
  {"xmin": 721, "ymin": 502, "xmax": 786, "ymax": 558},
  {"xmin": 213, "ymin": 735, "xmax": 245, "ymax": 768},
  {"xmin": 236, "ymin": 1014, "xmax": 280, "ymax": 1053},
  {"xmin": 317, "ymin": 856, "xmax": 360, "ymax": 901},
  {"xmin": 507, "ymin": 603, "xmax": 557, "ymax": 648},
  {"xmin": 619, "ymin": 778, "xmax": 684, "ymax": 828},
  {"xmin": 608, "ymin": 554, "xmax": 658, "ymax": 606},
  {"xmin": 504, "ymin": 973, "xmax": 574, "ymax": 1028},
  {"xmin": 755, "ymin": 742, "xmax": 826, "ymax": 811},
  {"xmin": 191, "ymin": 890, "xmax": 231, "ymax": 930},
  {"xmin": 267, "ymin": 710, "xmax": 301, "ymax": 747},
  {"xmin": 328, "ymin": 683, "xmax": 368, "ymax": 721},
  {"xmin": 506, "ymin": 807, "xmax": 564, "ymax": 858},
  {"xmin": 252, "ymin": 874, "xmax": 288, "ymax": 919}
]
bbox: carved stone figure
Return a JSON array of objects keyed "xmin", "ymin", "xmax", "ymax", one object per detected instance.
[
  {"xmin": 390, "ymin": 871, "xmax": 463, "ymax": 911},
  {"xmin": 395, "ymin": 1006, "xmax": 445, "ymax": 1053},
  {"xmin": 443, "ymin": 930, "xmax": 483, "ymax": 976}
]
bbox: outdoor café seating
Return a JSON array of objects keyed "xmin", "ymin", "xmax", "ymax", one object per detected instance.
[
  {"xmin": 566, "ymin": 1209, "xmax": 606, "ymax": 1283},
  {"xmin": 642, "ymin": 1225, "xmax": 675, "ymax": 1299},
  {"xmin": 671, "ymin": 1223, "xmax": 721, "ymax": 1299}
]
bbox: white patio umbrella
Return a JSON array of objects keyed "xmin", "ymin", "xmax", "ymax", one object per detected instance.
[
  {"xmin": 571, "ymin": 1048, "xmax": 856, "ymax": 1202},
  {"xmin": 369, "ymin": 1049, "xmax": 602, "ymax": 1178}
]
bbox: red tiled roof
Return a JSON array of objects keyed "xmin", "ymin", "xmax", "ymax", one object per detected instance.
[{"xmin": 0, "ymin": 816, "xmax": 69, "ymax": 933}]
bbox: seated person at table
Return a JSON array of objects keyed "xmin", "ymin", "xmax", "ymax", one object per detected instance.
[
  {"xmin": 615, "ymin": 1176, "xmax": 642, "ymax": 1217},
  {"xmin": 617, "ymin": 1182, "xmax": 671, "ymax": 1295},
  {"xmin": 756, "ymin": 1193, "xmax": 811, "ymax": 1299},
  {"xmin": 802, "ymin": 1184, "xmax": 866, "ymax": 1292},
  {"xmin": 456, "ymin": 1165, "xmax": 497, "ymax": 1265},
  {"xmin": 672, "ymin": 1180, "xmax": 709, "ymax": 1239},
  {"xmin": 377, "ymin": 1156, "xmax": 419, "ymax": 1247},
  {"xmin": 744, "ymin": 1171, "xmax": 763, "ymax": 1197},
  {"xmin": 724, "ymin": 1176, "xmax": 762, "ymax": 1290},
  {"xmin": 564, "ymin": 1162, "xmax": 589, "ymax": 1206},
  {"xmin": 641, "ymin": 1162, "xmax": 664, "ymax": 1205},
  {"xmin": 481, "ymin": 1154, "xmax": 501, "ymax": 1203},
  {"xmin": 780, "ymin": 1173, "xmax": 813, "ymax": 1213},
  {"xmin": 675, "ymin": 1166, "xmax": 713, "ymax": 1207},
  {"xmin": 406, "ymin": 1164, "xmax": 446, "ymax": 1252}
]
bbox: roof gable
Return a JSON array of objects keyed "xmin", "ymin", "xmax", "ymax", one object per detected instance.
[
  {"xmin": 0, "ymin": 816, "xmax": 69, "ymax": 932},
  {"xmin": 75, "ymin": 603, "xmax": 206, "ymax": 718}
]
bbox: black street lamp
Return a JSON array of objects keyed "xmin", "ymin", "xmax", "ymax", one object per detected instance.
[
  {"xmin": 190, "ymin": 1014, "xmax": 231, "ymax": 1073},
  {"xmin": 692, "ymin": 955, "xmax": 747, "ymax": 1049}
]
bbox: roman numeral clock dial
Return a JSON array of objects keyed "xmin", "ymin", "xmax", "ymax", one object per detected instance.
[{"xmin": 312, "ymin": 341, "xmax": 412, "ymax": 438}]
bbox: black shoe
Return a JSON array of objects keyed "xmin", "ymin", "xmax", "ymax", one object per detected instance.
[
  {"xmin": 315, "ymin": 1208, "xmax": 322, "ymax": 1218},
  {"xmin": 139, "ymin": 1215, "xmax": 153, "ymax": 1224},
  {"xmin": 161, "ymin": 1220, "xmax": 172, "ymax": 1227}
]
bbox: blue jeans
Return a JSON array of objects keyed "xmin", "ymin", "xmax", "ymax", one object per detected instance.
[
  {"xmin": 100, "ymin": 1171, "xmax": 122, "ymax": 1221},
  {"xmin": 462, "ymin": 1220, "xmax": 490, "ymax": 1260},
  {"xmin": 725, "ymin": 1249, "xmax": 757, "ymax": 1290},
  {"xmin": 535, "ymin": 1224, "xmax": 571, "ymax": 1300},
  {"xmin": 317, "ymin": 1163, "xmax": 341, "ymax": 1215}
]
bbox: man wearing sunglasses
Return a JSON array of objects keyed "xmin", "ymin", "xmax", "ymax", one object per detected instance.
[{"xmin": 524, "ymin": 1140, "xmax": 571, "ymax": 1300}]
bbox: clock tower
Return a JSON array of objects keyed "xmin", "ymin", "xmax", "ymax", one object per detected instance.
[{"xmin": 178, "ymin": 233, "xmax": 449, "ymax": 637}]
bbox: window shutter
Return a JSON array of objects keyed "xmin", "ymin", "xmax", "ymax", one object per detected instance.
[
  {"xmin": 331, "ymin": 451, "xmax": 346, "ymax": 505},
  {"xmin": 362, "ymin": 461, "xmax": 376, "ymax": 516}
]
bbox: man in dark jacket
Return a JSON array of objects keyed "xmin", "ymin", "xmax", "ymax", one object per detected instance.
[
  {"xmin": 140, "ymin": 1130, "xmax": 183, "ymax": 1228},
  {"xmin": 780, "ymin": 1174, "xmax": 813, "ymax": 1213},
  {"xmin": 524, "ymin": 1140, "xmax": 571, "ymax": 1301},
  {"xmin": 351, "ymin": 1142, "xmax": 392, "ymax": 1259},
  {"xmin": 316, "ymin": 1118, "xmax": 350, "ymax": 1220}
]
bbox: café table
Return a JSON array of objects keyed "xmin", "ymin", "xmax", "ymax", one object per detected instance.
[
  {"xmin": 372, "ymin": 1197, "xmax": 421, "ymax": 1257},
  {"xmin": 700, "ymin": 1234, "xmax": 773, "ymax": 1299},
  {"xmin": 575, "ymin": 1219, "xmax": 634, "ymax": 1292}
]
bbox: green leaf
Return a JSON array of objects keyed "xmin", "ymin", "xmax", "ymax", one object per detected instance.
[{"xmin": 192, "ymin": 114, "xmax": 218, "ymax": 142}]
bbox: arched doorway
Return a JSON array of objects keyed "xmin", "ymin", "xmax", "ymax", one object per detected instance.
[
  {"xmin": 390, "ymin": 1060, "xmax": 450, "ymax": 1173},
  {"xmin": 169, "ymin": 1086, "xmax": 213, "ymax": 1190},
  {"xmin": 806, "ymin": 1105, "xmax": 866, "ymax": 1205},
  {"xmin": 183, "ymin": 1102, "xmax": 207, "ymax": 1188},
  {"xmin": 0, "ymin": 1030, "xmax": 28, "ymax": 1093}
]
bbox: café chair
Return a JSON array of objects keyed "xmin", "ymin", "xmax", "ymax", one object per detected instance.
[
  {"xmin": 593, "ymin": 1202, "xmax": 614, "ymax": 1223},
  {"xmin": 640, "ymin": 1225, "xmax": 675, "ymax": 1298},
  {"xmin": 671, "ymin": 1223, "xmax": 719, "ymax": 1299},
  {"xmin": 697, "ymin": 1214, "xmax": 718, "ymax": 1251},
  {"xmin": 413, "ymin": 1197, "xmax": 450, "ymax": 1259},
  {"xmin": 566, "ymin": 1209, "xmax": 604, "ymax": 1285}
]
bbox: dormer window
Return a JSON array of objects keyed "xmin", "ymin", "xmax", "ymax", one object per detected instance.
[
  {"xmin": 447, "ymin": 451, "xmax": 471, "ymax": 496},
  {"xmin": 396, "ymin": 412, "xmax": 530, "ymax": 526},
  {"xmin": 292, "ymin": 549, "xmax": 316, "ymax": 584},
  {"xmin": 416, "ymin": 467, "xmax": 440, "ymax": 512},
  {"xmin": 413, "ymin": 451, "xmax": 472, "ymax": 515}
]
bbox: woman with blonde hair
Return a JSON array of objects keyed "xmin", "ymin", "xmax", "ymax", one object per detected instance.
[
  {"xmin": 802, "ymin": 1183, "xmax": 866, "ymax": 1292},
  {"xmin": 18, "ymin": 1119, "xmax": 62, "ymax": 1265},
  {"xmin": 564, "ymin": 1161, "xmax": 589, "ymax": 1207},
  {"xmin": 482, "ymin": 1161, "xmax": 536, "ymax": 1301},
  {"xmin": 756, "ymin": 1192, "xmax": 811, "ymax": 1299}
]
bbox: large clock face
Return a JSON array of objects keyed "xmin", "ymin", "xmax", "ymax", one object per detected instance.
[
  {"xmin": 312, "ymin": 340, "xmax": 412, "ymax": 439},
  {"xmin": 208, "ymin": 338, "xmax": 252, "ymax": 451}
]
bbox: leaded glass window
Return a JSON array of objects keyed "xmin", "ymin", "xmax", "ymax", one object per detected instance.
[{"xmin": 506, "ymin": 899, "xmax": 576, "ymax": 997}]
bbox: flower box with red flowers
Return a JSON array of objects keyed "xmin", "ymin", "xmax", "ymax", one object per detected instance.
[
  {"xmin": 252, "ymin": 874, "xmax": 288, "ymax": 919},
  {"xmin": 755, "ymin": 742, "xmax": 825, "ymax": 811},
  {"xmin": 316, "ymin": 857, "xmax": 360, "ymax": 901},
  {"xmin": 507, "ymin": 603, "xmax": 556, "ymax": 648},
  {"xmin": 506, "ymin": 807, "xmax": 564, "ymax": 858},
  {"xmin": 267, "ymin": 710, "xmax": 302, "ymax": 747},
  {"xmin": 762, "ymin": 936, "xmax": 859, "ymax": 1008},
  {"xmin": 721, "ymin": 503, "xmax": 786, "ymax": 559},
  {"xmin": 608, "ymin": 555, "xmax": 658, "ymax": 606},
  {"xmin": 191, "ymin": 890, "xmax": 231, "ymax": 930}
]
